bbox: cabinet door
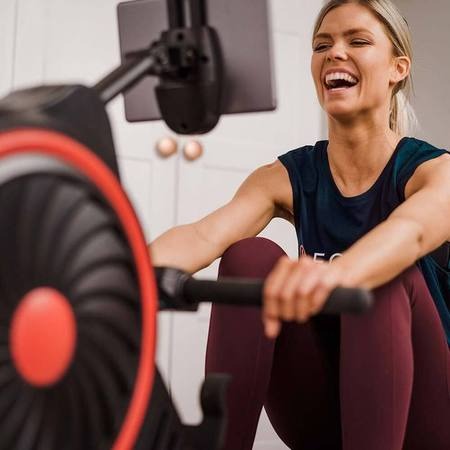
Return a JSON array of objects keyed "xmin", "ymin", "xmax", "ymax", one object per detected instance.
[
  {"xmin": 0, "ymin": 1, "xmax": 17, "ymax": 97},
  {"xmin": 13, "ymin": 0, "xmax": 177, "ymax": 380},
  {"xmin": 169, "ymin": 1, "xmax": 325, "ymax": 447}
]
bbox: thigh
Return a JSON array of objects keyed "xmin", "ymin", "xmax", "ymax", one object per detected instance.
[
  {"xmin": 402, "ymin": 267, "xmax": 450, "ymax": 450},
  {"xmin": 265, "ymin": 315, "xmax": 342, "ymax": 450}
]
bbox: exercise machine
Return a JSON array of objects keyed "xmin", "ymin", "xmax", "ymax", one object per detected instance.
[{"xmin": 0, "ymin": 1, "xmax": 373, "ymax": 448}]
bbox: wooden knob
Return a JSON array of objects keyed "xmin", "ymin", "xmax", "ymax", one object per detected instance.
[
  {"xmin": 156, "ymin": 137, "xmax": 178, "ymax": 158},
  {"xmin": 183, "ymin": 140, "xmax": 203, "ymax": 161}
]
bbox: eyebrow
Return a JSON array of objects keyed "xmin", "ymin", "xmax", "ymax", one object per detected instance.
[{"xmin": 313, "ymin": 28, "xmax": 375, "ymax": 41}]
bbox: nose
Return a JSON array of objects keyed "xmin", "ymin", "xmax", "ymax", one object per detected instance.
[{"xmin": 326, "ymin": 42, "xmax": 348, "ymax": 61}]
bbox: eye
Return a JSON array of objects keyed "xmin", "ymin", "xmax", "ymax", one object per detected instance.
[
  {"xmin": 313, "ymin": 44, "xmax": 330, "ymax": 52},
  {"xmin": 351, "ymin": 39, "xmax": 370, "ymax": 46}
]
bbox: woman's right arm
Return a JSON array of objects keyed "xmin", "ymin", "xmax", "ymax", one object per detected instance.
[{"xmin": 148, "ymin": 160, "xmax": 293, "ymax": 274}]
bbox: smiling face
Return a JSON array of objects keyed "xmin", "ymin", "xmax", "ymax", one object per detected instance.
[{"xmin": 311, "ymin": 2, "xmax": 409, "ymax": 125}]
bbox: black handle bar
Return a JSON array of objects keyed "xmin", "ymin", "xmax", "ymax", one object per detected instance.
[{"xmin": 155, "ymin": 267, "xmax": 373, "ymax": 314}]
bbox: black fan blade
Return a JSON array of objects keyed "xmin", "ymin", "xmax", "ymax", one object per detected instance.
[
  {"xmin": 70, "ymin": 263, "xmax": 139, "ymax": 305},
  {"xmin": 29, "ymin": 180, "xmax": 87, "ymax": 284},
  {"xmin": 79, "ymin": 321, "xmax": 136, "ymax": 393},
  {"xmin": 72, "ymin": 363, "xmax": 107, "ymax": 449},
  {"xmin": 0, "ymin": 378, "xmax": 21, "ymax": 420},
  {"xmin": 77, "ymin": 342, "xmax": 126, "ymax": 434},
  {"xmin": 0, "ymin": 364, "xmax": 16, "ymax": 387},
  {"xmin": 75, "ymin": 295, "xmax": 140, "ymax": 349},
  {"xmin": 14, "ymin": 392, "xmax": 45, "ymax": 450},
  {"xmin": 0, "ymin": 385, "xmax": 35, "ymax": 448},
  {"xmin": 62, "ymin": 230, "xmax": 131, "ymax": 287},
  {"xmin": 0, "ymin": 181, "xmax": 29, "ymax": 304},
  {"xmin": 49, "ymin": 201, "xmax": 116, "ymax": 278}
]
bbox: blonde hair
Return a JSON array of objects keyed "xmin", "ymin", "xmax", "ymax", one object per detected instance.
[{"xmin": 313, "ymin": 0, "xmax": 419, "ymax": 136}]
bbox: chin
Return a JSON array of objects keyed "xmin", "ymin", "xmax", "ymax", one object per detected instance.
[{"xmin": 324, "ymin": 106, "xmax": 359, "ymax": 122}]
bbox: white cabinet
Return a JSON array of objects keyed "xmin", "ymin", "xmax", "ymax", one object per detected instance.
[{"xmin": 169, "ymin": 3, "xmax": 325, "ymax": 449}]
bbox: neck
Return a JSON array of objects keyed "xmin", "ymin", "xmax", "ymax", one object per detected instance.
[{"xmin": 326, "ymin": 115, "xmax": 403, "ymax": 196}]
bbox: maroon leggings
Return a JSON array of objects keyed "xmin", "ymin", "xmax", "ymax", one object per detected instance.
[{"xmin": 205, "ymin": 237, "xmax": 450, "ymax": 450}]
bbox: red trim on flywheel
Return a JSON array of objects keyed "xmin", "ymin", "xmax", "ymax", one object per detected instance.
[
  {"xmin": 0, "ymin": 129, "xmax": 157, "ymax": 450},
  {"xmin": 11, "ymin": 287, "xmax": 77, "ymax": 387}
]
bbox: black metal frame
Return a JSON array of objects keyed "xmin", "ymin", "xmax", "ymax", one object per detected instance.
[{"xmin": 94, "ymin": 0, "xmax": 223, "ymax": 134}]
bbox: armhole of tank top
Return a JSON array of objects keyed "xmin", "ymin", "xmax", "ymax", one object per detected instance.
[
  {"xmin": 398, "ymin": 147, "xmax": 448, "ymax": 202},
  {"xmin": 401, "ymin": 155, "xmax": 450, "ymax": 270},
  {"xmin": 277, "ymin": 153, "xmax": 301, "ymax": 237}
]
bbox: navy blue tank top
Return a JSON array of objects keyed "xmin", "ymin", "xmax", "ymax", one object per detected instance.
[{"xmin": 278, "ymin": 137, "xmax": 450, "ymax": 346}]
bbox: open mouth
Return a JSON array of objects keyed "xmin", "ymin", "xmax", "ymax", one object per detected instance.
[{"xmin": 324, "ymin": 73, "xmax": 359, "ymax": 92}]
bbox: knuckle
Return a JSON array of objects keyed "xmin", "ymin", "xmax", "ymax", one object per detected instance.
[
  {"xmin": 279, "ymin": 291, "xmax": 292, "ymax": 304},
  {"xmin": 310, "ymin": 302, "xmax": 322, "ymax": 315},
  {"xmin": 310, "ymin": 298, "xmax": 322, "ymax": 310},
  {"xmin": 296, "ymin": 284, "xmax": 309, "ymax": 297},
  {"xmin": 281, "ymin": 309, "xmax": 294, "ymax": 321},
  {"xmin": 264, "ymin": 285, "xmax": 276, "ymax": 299}
]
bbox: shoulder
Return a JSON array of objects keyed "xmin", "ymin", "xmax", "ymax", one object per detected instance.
[
  {"xmin": 247, "ymin": 159, "xmax": 293, "ymax": 218},
  {"xmin": 262, "ymin": 140, "xmax": 324, "ymax": 180},
  {"xmin": 402, "ymin": 137, "xmax": 450, "ymax": 198},
  {"xmin": 278, "ymin": 141, "xmax": 324, "ymax": 166},
  {"xmin": 396, "ymin": 137, "xmax": 448, "ymax": 163},
  {"xmin": 247, "ymin": 141, "xmax": 324, "ymax": 222},
  {"xmin": 277, "ymin": 141, "xmax": 326, "ymax": 185}
]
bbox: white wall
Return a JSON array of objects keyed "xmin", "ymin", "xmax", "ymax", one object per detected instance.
[
  {"xmin": 394, "ymin": 0, "xmax": 450, "ymax": 148},
  {"xmin": 169, "ymin": 2, "xmax": 326, "ymax": 448},
  {"xmin": 0, "ymin": 1, "xmax": 16, "ymax": 97}
]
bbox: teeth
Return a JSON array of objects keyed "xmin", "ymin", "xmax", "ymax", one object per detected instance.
[{"xmin": 325, "ymin": 72, "xmax": 358, "ymax": 87}]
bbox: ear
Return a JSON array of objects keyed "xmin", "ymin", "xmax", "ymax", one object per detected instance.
[{"xmin": 390, "ymin": 55, "xmax": 411, "ymax": 85}]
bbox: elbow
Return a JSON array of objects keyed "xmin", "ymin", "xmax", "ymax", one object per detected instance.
[
  {"xmin": 389, "ymin": 216, "xmax": 425, "ymax": 262},
  {"xmin": 416, "ymin": 225, "xmax": 426, "ymax": 260},
  {"xmin": 407, "ymin": 219, "xmax": 427, "ymax": 261}
]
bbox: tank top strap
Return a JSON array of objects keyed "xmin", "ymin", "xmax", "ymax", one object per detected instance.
[{"xmin": 393, "ymin": 137, "xmax": 449, "ymax": 200}]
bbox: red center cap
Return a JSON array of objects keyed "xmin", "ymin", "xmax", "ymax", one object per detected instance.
[{"xmin": 10, "ymin": 287, "xmax": 77, "ymax": 387}]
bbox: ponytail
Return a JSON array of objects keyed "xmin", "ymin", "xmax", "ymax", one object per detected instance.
[{"xmin": 390, "ymin": 90, "xmax": 419, "ymax": 136}]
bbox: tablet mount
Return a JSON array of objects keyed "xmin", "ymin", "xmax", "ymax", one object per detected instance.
[{"xmin": 94, "ymin": 0, "xmax": 223, "ymax": 134}]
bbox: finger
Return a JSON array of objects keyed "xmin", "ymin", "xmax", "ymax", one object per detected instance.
[
  {"xmin": 292, "ymin": 259, "xmax": 322, "ymax": 322},
  {"xmin": 264, "ymin": 317, "xmax": 281, "ymax": 339},
  {"xmin": 280, "ymin": 257, "xmax": 316, "ymax": 321},
  {"xmin": 301, "ymin": 274, "xmax": 338, "ymax": 322},
  {"xmin": 263, "ymin": 256, "xmax": 292, "ymax": 326},
  {"xmin": 295, "ymin": 275, "xmax": 322, "ymax": 322},
  {"xmin": 308, "ymin": 278, "xmax": 335, "ymax": 315},
  {"xmin": 278, "ymin": 259, "xmax": 310, "ymax": 321}
]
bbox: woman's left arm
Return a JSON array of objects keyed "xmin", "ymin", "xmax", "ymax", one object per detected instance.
[
  {"xmin": 262, "ymin": 153, "xmax": 450, "ymax": 338},
  {"xmin": 334, "ymin": 153, "xmax": 450, "ymax": 289}
]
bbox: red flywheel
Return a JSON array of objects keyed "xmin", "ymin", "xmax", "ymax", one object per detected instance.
[{"xmin": 0, "ymin": 128, "xmax": 157, "ymax": 450}]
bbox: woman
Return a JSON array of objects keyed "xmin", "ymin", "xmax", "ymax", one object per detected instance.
[{"xmin": 150, "ymin": 1, "xmax": 450, "ymax": 448}]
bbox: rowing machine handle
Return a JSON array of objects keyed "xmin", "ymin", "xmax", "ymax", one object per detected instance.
[{"xmin": 155, "ymin": 267, "xmax": 373, "ymax": 314}]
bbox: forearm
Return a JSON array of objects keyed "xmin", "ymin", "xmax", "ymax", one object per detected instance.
[
  {"xmin": 332, "ymin": 217, "xmax": 424, "ymax": 289},
  {"xmin": 148, "ymin": 223, "xmax": 221, "ymax": 274}
]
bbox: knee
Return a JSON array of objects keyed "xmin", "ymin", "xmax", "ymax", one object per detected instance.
[
  {"xmin": 219, "ymin": 237, "xmax": 287, "ymax": 278},
  {"xmin": 341, "ymin": 266, "xmax": 421, "ymax": 334},
  {"xmin": 373, "ymin": 264, "xmax": 423, "ymax": 306}
]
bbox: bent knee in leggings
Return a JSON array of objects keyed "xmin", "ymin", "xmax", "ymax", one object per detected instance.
[
  {"xmin": 373, "ymin": 264, "xmax": 421, "ymax": 304},
  {"xmin": 219, "ymin": 237, "xmax": 287, "ymax": 278},
  {"xmin": 207, "ymin": 237, "xmax": 287, "ymax": 450},
  {"xmin": 341, "ymin": 264, "xmax": 430, "ymax": 345}
]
